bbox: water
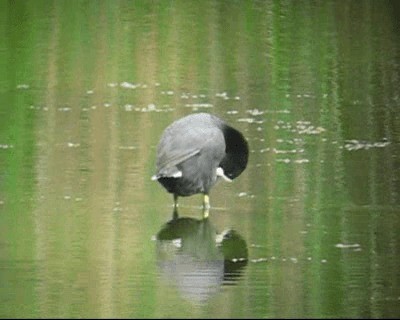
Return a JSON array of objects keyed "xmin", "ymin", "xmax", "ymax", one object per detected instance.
[{"xmin": 1, "ymin": 0, "xmax": 400, "ymax": 318}]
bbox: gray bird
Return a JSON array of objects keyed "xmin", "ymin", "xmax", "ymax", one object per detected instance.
[{"xmin": 152, "ymin": 113, "xmax": 249, "ymax": 217}]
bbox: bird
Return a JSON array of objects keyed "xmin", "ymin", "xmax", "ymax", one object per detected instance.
[{"xmin": 152, "ymin": 112, "xmax": 249, "ymax": 217}]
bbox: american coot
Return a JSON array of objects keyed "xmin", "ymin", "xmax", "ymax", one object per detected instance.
[{"xmin": 152, "ymin": 112, "xmax": 249, "ymax": 217}]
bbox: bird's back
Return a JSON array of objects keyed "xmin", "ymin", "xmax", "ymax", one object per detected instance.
[{"xmin": 155, "ymin": 113, "xmax": 225, "ymax": 178}]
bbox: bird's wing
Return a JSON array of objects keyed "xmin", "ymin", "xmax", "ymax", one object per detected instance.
[{"xmin": 155, "ymin": 124, "xmax": 224, "ymax": 178}]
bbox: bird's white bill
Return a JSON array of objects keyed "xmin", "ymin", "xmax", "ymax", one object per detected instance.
[{"xmin": 216, "ymin": 167, "xmax": 232, "ymax": 182}]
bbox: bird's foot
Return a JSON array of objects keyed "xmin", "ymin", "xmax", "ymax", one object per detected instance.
[{"xmin": 202, "ymin": 194, "xmax": 210, "ymax": 219}]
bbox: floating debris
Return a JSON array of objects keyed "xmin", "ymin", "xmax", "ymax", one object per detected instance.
[
  {"xmin": 124, "ymin": 104, "xmax": 134, "ymax": 111},
  {"xmin": 343, "ymin": 139, "xmax": 390, "ymax": 151},
  {"xmin": 161, "ymin": 90, "xmax": 174, "ymax": 95},
  {"xmin": 272, "ymin": 148, "xmax": 303, "ymax": 154},
  {"xmin": 184, "ymin": 103, "xmax": 213, "ymax": 109},
  {"xmin": 132, "ymin": 104, "xmax": 174, "ymax": 113},
  {"xmin": 237, "ymin": 192, "xmax": 255, "ymax": 198},
  {"xmin": 58, "ymin": 107, "xmax": 71, "ymax": 112},
  {"xmin": 237, "ymin": 118, "xmax": 264, "ymax": 124},
  {"xmin": 0, "ymin": 144, "xmax": 14, "ymax": 149},
  {"xmin": 335, "ymin": 243, "xmax": 361, "ymax": 249},
  {"xmin": 120, "ymin": 81, "xmax": 138, "ymax": 89},
  {"xmin": 231, "ymin": 257, "xmax": 247, "ymax": 263},
  {"xmin": 67, "ymin": 142, "xmax": 80, "ymax": 148},
  {"xmin": 294, "ymin": 159, "xmax": 309, "ymax": 164},
  {"xmin": 215, "ymin": 92, "xmax": 229, "ymax": 99},
  {"xmin": 276, "ymin": 157, "xmax": 309, "ymax": 164},
  {"xmin": 264, "ymin": 109, "xmax": 290, "ymax": 114},
  {"xmin": 274, "ymin": 120, "xmax": 326, "ymax": 135},
  {"xmin": 247, "ymin": 108, "xmax": 264, "ymax": 116},
  {"xmin": 251, "ymin": 258, "xmax": 268, "ymax": 263}
]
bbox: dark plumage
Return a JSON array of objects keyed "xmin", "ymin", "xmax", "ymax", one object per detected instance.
[{"xmin": 152, "ymin": 112, "xmax": 248, "ymax": 215}]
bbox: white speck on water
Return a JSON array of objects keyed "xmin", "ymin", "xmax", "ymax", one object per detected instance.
[
  {"xmin": 58, "ymin": 107, "xmax": 71, "ymax": 112},
  {"xmin": 17, "ymin": 84, "xmax": 30, "ymax": 89},
  {"xmin": 147, "ymin": 103, "xmax": 156, "ymax": 111},
  {"xmin": 67, "ymin": 142, "xmax": 80, "ymax": 148},
  {"xmin": 277, "ymin": 158, "xmax": 291, "ymax": 163},
  {"xmin": 180, "ymin": 93, "xmax": 190, "ymax": 99},
  {"xmin": 124, "ymin": 104, "xmax": 134, "ymax": 111},
  {"xmin": 250, "ymin": 244, "xmax": 265, "ymax": 248},
  {"xmin": 119, "ymin": 145, "xmax": 136, "ymax": 150}
]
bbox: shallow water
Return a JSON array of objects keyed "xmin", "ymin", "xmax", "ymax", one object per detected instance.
[{"xmin": 1, "ymin": 1, "xmax": 400, "ymax": 318}]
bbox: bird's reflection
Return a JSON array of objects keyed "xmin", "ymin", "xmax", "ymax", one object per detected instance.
[{"xmin": 155, "ymin": 208, "xmax": 248, "ymax": 304}]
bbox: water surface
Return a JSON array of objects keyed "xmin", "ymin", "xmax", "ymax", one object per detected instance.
[{"xmin": 1, "ymin": 1, "xmax": 399, "ymax": 318}]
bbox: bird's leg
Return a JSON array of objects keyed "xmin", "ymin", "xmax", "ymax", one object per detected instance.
[
  {"xmin": 173, "ymin": 194, "xmax": 179, "ymax": 209},
  {"xmin": 203, "ymin": 194, "xmax": 210, "ymax": 219}
]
